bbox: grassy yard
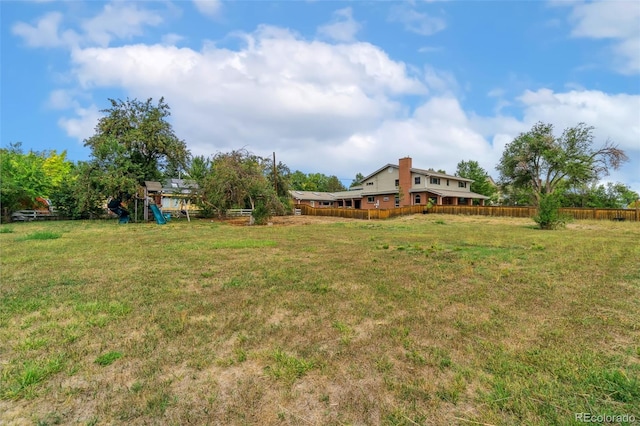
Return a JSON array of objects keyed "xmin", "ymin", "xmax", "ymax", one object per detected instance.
[{"xmin": 0, "ymin": 214, "xmax": 638, "ymax": 425}]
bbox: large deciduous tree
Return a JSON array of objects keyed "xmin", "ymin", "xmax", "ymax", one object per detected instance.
[
  {"xmin": 83, "ymin": 97, "xmax": 189, "ymax": 199},
  {"xmin": 455, "ymin": 160, "xmax": 497, "ymax": 203},
  {"xmin": 0, "ymin": 143, "xmax": 74, "ymax": 220},
  {"xmin": 496, "ymin": 122, "xmax": 628, "ymax": 205},
  {"xmin": 289, "ymin": 171, "xmax": 347, "ymax": 192},
  {"xmin": 558, "ymin": 181, "xmax": 639, "ymax": 209},
  {"xmin": 196, "ymin": 149, "xmax": 284, "ymax": 222},
  {"xmin": 261, "ymin": 156, "xmax": 292, "ymax": 201},
  {"xmin": 350, "ymin": 173, "xmax": 365, "ymax": 188}
]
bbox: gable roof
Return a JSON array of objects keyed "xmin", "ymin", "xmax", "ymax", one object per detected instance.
[
  {"xmin": 411, "ymin": 168, "xmax": 473, "ymax": 182},
  {"xmin": 162, "ymin": 178, "xmax": 199, "ymax": 194},
  {"xmin": 145, "ymin": 181, "xmax": 163, "ymax": 192},
  {"xmin": 289, "ymin": 190, "xmax": 337, "ymax": 201},
  {"xmin": 360, "ymin": 164, "xmax": 397, "ymax": 182},
  {"xmin": 419, "ymin": 188, "xmax": 490, "ymax": 199},
  {"xmin": 360, "ymin": 163, "xmax": 474, "ymax": 183},
  {"xmin": 289, "ymin": 189, "xmax": 363, "ymax": 201}
]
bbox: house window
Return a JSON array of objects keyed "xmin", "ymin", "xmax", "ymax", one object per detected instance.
[
  {"xmin": 415, "ymin": 194, "xmax": 421, "ymax": 204},
  {"xmin": 395, "ymin": 196, "xmax": 400, "ymax": 207},
  {"xmin": 447, "ymin": 180, "xmax": 450, "ymax": 186},
  {"xmin": 366, "ymin": 182, "xmax": 374, "ymax": 186},
  {"xmin": 458, "ymin": 181, "xmax": 467, "ymax": 188},
  {"xmin": 414, "ymin": 177, "xmax": 421, "ymax": 185},
  {"xmin": 383, "ymin": 197, "xmax": 389, "ymax": 201},
  {"xmin": 430, "ymin": 177, "xmax": 441, "ymax": 185},
  {"xmin": 395, "ymin": 179, "xmax": 399, "ymax": 187},
  {"xmin": 320, "ymin": 201, "xmax": 331, "ymax": 206},
  {"xmin": 367, "ymin": 196, "xmax": 375, "ymax": 203}
]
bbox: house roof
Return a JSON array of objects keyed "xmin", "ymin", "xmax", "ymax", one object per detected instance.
[
  {"xmin": 289, "ymin": 190, "xmax": 337, "ymax": 201},
  {"xmin": 411, "ymin": 168, "xmax": 473, "ymax": 182},
  {"xmin": 360, "ymin": 164, "xmax": 397, "ymax": 182},
  {"xmin": 361, "ymin": 189, "xmax": 398, "ymax": 196},
  {"xmin": 360, "ymin": 163, "xmax": 474, "ymax": 183},
  {"xmin": 162, "ymin": 178, "xmax": 199, "ymax": 194},
  {"xmin": 420, "ymin": 188, "xmax": 490, "ymax": 199},
  {"xmin": 145, "ymin": 181, "xmax": 163, "ymax": 192},
  {"xmin": 289, "ymin": 189, "xmax": 364, "ymax": 201},
  {"xmin": 331, "ymin": 189, "xmax": 363, "ymax": 199}
]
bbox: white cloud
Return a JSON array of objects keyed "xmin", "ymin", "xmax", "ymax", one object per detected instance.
[
  {"xmin": 81, "ymin": 3, "xmax": 163, "ymax": 47},
  {"xmin": 47, "ymin": 89, "xmax": 79, "ymax": 110},
  {"xmin": 193, "ymin": 0, "xmax": 222, "ymax": 18},
  {"xmin": 388, "ymin": 4, "xmax": 446, "ymax": 36},
  {"xmin": 161, "ymin": 33, "xmax": 185, "ymax": 46},
  {"xmin": 423, "ymin": 66, "xmax": 458, "ymax": 95},
  {"xmin": 517, "ymin": 88, "xmax": 640, "ymax": 151},
  {"xmin": 54, "ymin": 21, "xmax": 638, "ymax": 192},
  {"xmin": 569, "ymin": 1, "xmax": 639, "ymax": 39},
  {"xmin": 317, "ymin": 7, "xmax": 361, "ymax": 43},
  {"xmin": 64, "ymin": 26, "xmax": 425, "ymax": 168},
  {"xmin": 472, "ymin": 88, "xmax": 640, "ymax": 191},
  {"xmin": 12, "ymin": 3, "xmax": 164, "ymax": 50},
  {"xmin": 12, "ymin": 12, "xmax": 79, "ymax": 48},
  {"xmin": 566, "ymin": 0, "xmax": 640, "ymax": 74},
  {"xmin": 417, "ymin": 46, "xmax": 443, "ymax": 54},
  {"xmin": 58, "ymin": 104, "xmax": 101, "ymax": 141}
]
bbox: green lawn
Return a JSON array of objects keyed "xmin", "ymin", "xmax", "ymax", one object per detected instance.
[{"xmin": 1, "ymin": 215, "xmax": 639, "ymax": 425}]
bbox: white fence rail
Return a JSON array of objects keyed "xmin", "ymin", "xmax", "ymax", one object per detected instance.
[
  {"xmin": 226, "ymin": 209, "xmax": 253, "ymax": 217},
  {"xmin": 11, "ymin": 210, "xmax": 58, "ymax": 221}
]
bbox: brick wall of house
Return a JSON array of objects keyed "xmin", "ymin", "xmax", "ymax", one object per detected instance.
[{"xmin": 363, "ymin": 195, "xmax": 397, "ymax": 209}]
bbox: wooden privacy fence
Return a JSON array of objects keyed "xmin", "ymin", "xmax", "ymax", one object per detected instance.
[
  {"xmin": 559, "ymin": 207, "xmax": 639, "ymax": 221},
  {"xmin": 295, "ymin": 204, "xmax": 640, "ymax": 222},
  {"xmin": 430, "ymin": 205, "xmax": 537, "ymax": 218},
  {"xmin": 295, "ymin": 204, "xmax": 426, "ymax": 220}
]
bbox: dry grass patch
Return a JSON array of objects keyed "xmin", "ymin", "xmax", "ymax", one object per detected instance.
[{"xmin": 1, "ymin": 215, "xmax": 639, "ymax": 425}]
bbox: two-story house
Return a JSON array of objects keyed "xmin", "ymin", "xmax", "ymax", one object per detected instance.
[{"xmin": 290, "ymin": 157, "xmax": 490, "ymax": 209}]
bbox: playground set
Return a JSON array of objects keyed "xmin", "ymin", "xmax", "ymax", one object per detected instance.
[
  {"xmin": 108, "ymin": 198, "xmax": 175, "ymax": 225},
  {"xmin": 109, "ymin": 180, "xmax": 195, "ymax": 225}
]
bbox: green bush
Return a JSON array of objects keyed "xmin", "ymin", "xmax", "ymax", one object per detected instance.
[
  {"xmin": 251, "ymin": 202, "xmax": 271, "ymax": 225},
  {"xmin": 533, "ymin": 193, "xmax": 568, "ymax": 230}
]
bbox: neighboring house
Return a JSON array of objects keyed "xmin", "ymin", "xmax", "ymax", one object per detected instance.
[
  {"xmin": 290, "ymin": 157, "xmax": 490, "ymax": 209},
  {"xmin": 144, "ymin": 179, "xmax": 199, "ymax": 219},
  {"xmin": 160, "ymin": 179, "xmax": 199, "ymax": 213}
]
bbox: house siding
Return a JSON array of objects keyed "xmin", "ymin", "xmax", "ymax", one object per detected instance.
[{"xmin": 362, "ymin": 166, "xmax": 398, "ymax": 194}]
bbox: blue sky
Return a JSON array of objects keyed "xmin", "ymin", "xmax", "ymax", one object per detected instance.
[{"xmin": 2, "ymin": 0, "xmax": 639, "ymax": 193}]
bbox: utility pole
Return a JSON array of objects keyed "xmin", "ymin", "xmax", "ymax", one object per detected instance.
[{"xmin": 273, "ymin": 152, "xmax": 277, "ymax": 195}]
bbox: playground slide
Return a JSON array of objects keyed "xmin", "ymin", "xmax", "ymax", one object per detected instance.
[{"xmin": 150, "ymin": 204, "xmax": 167, "ymax": 225}]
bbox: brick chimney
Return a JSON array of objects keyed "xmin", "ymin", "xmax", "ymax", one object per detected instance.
[{"xmin": 398, "ymin": 157, "xmax": 412, "ymax": 207}]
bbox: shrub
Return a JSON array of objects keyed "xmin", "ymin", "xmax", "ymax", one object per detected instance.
[
  {"xmin": 251, "ymin": 202, "xmax": 271, "ymax": 225},
  {"xmin": 533, "ymin": 193, "xmax": 568, "ymax": 230}
]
